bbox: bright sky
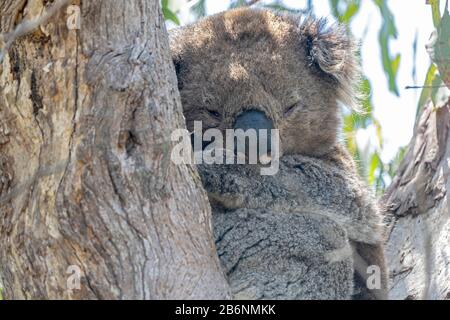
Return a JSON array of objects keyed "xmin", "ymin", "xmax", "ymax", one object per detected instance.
[{"xmin": 170, "ymin": 0, "xmax": 439, "ymax": 163}]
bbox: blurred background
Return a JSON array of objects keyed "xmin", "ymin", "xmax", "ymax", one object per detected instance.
[{"xmin": 162, "ymin": 0, "xmax": 448, "ymax": 194}]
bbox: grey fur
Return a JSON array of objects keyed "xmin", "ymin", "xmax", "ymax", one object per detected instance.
[
  {"xmin": 199, "ymin": 155, "xmax": 386, "ymax": 299},
  {"xmin": 200, "ymin": 155, "xmax": 383, "ymax": 244},
  {"xmin": 214, "ymin": 209, "xmax": 353, "ymax": 300}
]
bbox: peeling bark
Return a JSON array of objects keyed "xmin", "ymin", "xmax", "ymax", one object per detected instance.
[
  {"xmin": 385, "ymin": 88, "xmax": 450, "ymax": 300},
  {"xmin": 0, "ymin": 0, "xmax": 230, "ymax": 299}
]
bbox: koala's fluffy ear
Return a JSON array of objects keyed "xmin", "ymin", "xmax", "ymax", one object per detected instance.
[{"xmin": 300, "ymin": 17, "xmax": 362, "ymax": 110}]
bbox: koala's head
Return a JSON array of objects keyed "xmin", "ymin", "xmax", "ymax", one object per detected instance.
[{"xmin": 170, "ymin": 8, "xmax": 360, "ymax": 157}]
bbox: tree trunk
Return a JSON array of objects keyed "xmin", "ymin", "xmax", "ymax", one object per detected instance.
[
  {"xmin": 384, "ymin": 88, "xmax": 450, "ymax": 300},
  {"xmin": 0, "ymin": 0, "xmax": 230, "ymax": 299}
]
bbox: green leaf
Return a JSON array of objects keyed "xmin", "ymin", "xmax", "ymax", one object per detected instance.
[
  {"xmin": 163, "ymin": 7, "xmax": 180, "ymax": 25},
  {"xmin": 329, "ymin": 0, "xmax": 362, "ymax": 24},
  {"xmin": 373, "ymin": 0, "xmax": 401, "ymax": 96},
  {"xmin": 374, "ymin": 120, "xmax": 383, "ymax": 148},
  {"xmin": 161, "ymin": 0, "xmax": 180, "ymax": 25},
  {"xmin": 431, "ymin": 73, "xmax": 444, "ymax": 106},
  {"xmin": 433, "ymin": 2, "xmax": 450, "ymax": 89},
  {"xmin": 191, "ymin": 0, "xmax": 207, "ymax": 19},
  {"xmin": 427, "ymin": 0, "xmax": 442, "ymax": 27},
  {"xmin": 368, "ymin": 152, "xmax": 381, "ymax": 185},
  {"xmin": 229, "ymin": 0, "xmax": 247, "ymax": 9},
  {"xmin": 329, "ymin": 0, "xmax": 361, "ymax": 24},
  {"xmin": 417, "ymin": 64, "xmax": 438, "ymax": 119},
  {"xmin": 341, "ymin": 2, "xmax": 361, "ymax": 24}
]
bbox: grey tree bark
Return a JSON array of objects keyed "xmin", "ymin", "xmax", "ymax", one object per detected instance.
[
  {"xmin": 385, "ymin": 87, "xmax": 450, "ymax": 300},
  {"xmin": 0, "ymin": 0, "xmax": 230, "ymax": 299}
]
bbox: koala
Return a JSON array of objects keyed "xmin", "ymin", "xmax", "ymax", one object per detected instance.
[{"xmin": 170, "ymin": 8, "xmax": 388, "ymax": 299}]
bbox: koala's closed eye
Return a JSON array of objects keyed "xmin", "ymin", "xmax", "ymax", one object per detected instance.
[
  {"xmin": 206, "ymin": 109, "xmax": 221, "ymax": 118},
  {"xmin": 284, "ymin": 102, "xmax": 302, "ymax": 117}
]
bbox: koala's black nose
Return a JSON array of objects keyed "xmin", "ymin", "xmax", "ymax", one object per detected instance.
[
  {"xmin": 234, "ymin": 110, "xmax": 274, "ymax": 132},
  {"xmin": 233, "ymin": 110, "xmax": 274, "ymax": 153}
]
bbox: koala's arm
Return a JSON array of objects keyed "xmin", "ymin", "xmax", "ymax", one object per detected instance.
[
  {"xmin": 213, "ymin": 209, "xmax": 354, "ymax": 300},
  {"xmin": 324, "ymin": 144, "xmax": 389, "ymax": 299}
]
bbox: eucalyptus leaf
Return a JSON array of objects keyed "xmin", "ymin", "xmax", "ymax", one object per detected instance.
[
  {"xmin": 191, "ymin": 0, "xmax": 207, "ymax": 19},
  {"xmin": 161, "ymin": 0, "xmax": 180, "ymax": 25},
  {"xmin": 427, "ymin": 0, "xmax": 442, "ymax": 27},
  {"xmin": 417, "ymin": 64, "xmax": 438, "ymax": 117},
  {"xmin": 374, "ymin": 0, "xmax": 401, "ymax": 96},
  {"xmin": 163, "ymin": 7, "xmax": 181, "ymax": 25},
  {"xmin": 434, "ymin": 1, "xmax": 450, "ymax": 89}
]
